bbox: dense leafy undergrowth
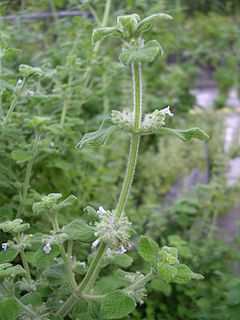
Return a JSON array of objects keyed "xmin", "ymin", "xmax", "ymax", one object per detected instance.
[{"xmin": 1, "ymin": 1, "xmax": 240, "ymax": 320}]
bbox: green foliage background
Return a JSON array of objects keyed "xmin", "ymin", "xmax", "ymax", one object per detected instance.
[{"xmin": 0, "ymin": 0, "xmax": 240, "ymax": 319}]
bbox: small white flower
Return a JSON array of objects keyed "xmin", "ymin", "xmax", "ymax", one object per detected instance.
[
  {"xmin": 92, "ymin": 238, "xmax": 100, "ymax": 249},
  {"xmin": 43, "ymin": 243, "xmax": 51, "ymax": 254},
  {"xmin": 17, "ymin": 79, "xmax": 23, "ymax": 86},
  {"xmin": 79, "ymin": 261, "xmax": 86, "ymax": 268},
  {"xmin": 116, "ymin": 245, "xmax": 127, "ymax": 255},
  {"xmin": 161, "ymin": 106, "xmax": 174, "ymax": 117},
  {"xmin": 28, "ymin": 90, "xmax": 34, "ymax": 96},
  {"xmin": 1, "ymin": 243, "xmax": 8, "ymax": 251},
  {"xmin": 97, "ymin": 206, "xmax": 106, "ymax": 217}
]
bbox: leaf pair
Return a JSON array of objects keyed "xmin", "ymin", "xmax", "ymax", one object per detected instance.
[
  {"xmin": 76, "ymin": 117, "xmax": 209, "ymax": 150},
  {"xmin": 0, "ymin": 263, "xmax": 26, "ymax": 278},
  {"xmin": 119, "ymin": 40, "xmax": 163, "ymax": 65},
  {"xmin": 92, "ymin": 13, "xmax": 173, "ymax": 44},
  {"xmin": 32, "ymin": 193, "xmax": 77, "ymax": 215},
  {"xmin": 0, "ymin": 219, "xmax": 29, "ymax": 234}
]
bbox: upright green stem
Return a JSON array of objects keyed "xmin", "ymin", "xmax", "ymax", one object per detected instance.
[
  {"xmin": 16, "ymin": 234, "xmax": 31, "ymax": 285},
  {"xmin": 56, "ymin": 61, "xmax": 143, "ymax": 317},
  {"xmin": 115, "ymin": 62, "xmax": 142, "ymax": 220},
  {"xmin": 2, "ymin": 77, "xmax": 27, "ymax": 127},
  {"xmin": 67, "ymin": 240, "xmax": 73, "ymax": 259},
  {"xmin": 52, "ymin": 213, "xmax": 77, "ymax": 290},
  {"xmin": 56, "ymin": 242, "xmax": 107, "ymax": 318},
  {"xmin": 16, "ymin": 132, "xmax": 41, "ymax": 218},
  {"xmin": 13, "ymin": 297, "xmax": 39, "ymax": 318}
]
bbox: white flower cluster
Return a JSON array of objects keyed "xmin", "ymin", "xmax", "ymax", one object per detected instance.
[
  {"xmin": 123, "ymin": 271, "xmax": 147, "ymax": 304},
  {"xmin": 111, "ymin": 109, "xmax": 133, "ymax": 130},
  {"xmin": 141, "ymin": 106, "xmax": 173, "ymax": 132},
  {"xmin": 111, "ymin": 107, "xmax": 173, "ymax": 134},
  {"xmin": 93, "ymin": 207, "xmax": 132, "ymax": 249}
]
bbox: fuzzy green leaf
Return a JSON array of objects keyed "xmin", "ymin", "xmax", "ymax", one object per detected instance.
[
  {"xmin": 137, "ymin": 13, "xmax": 173, "ymax": 34},
  {"xmin": 32, "ymin": 193, "xmax": 62, "ymax": 215},
  {"xmin": 173, "ymin": 264, "xmax": 204, "ymax": 283},
  {"xmin": 138, "ymin": 236, "xmax": 159, "ymax": 265},
  {"xmin": 112, "ymin": 254, "xmax": 134, "ymax": 268},
  {"xmin": 0, "ymin": 263, "xmax": 26, "ymax": 278},
  {"xmin": 92, "ymin": 27, "xmax": 123, "ymax": 44},
  {"xmin": 159, "ymin": 246, "xmax": 179, "ymax": 265},
  {"xmin": 0, "ymin": 248, "xmax": 19, "ymax": 263},
  {"xmin": 117, "ymin": 14, "xmax": 140, "ymax": 37},
  {"xmin": 157, "ymin": 261, "xmax": 178, "ymax": 283},
  {"xmin": 11, "ymin": 150, "xmax": 33, "ymax": 164},
  {"xmin": 0, "ymin": 219, "xmax": 29, "ymax": 233},
  {"xmin": 158, "ymin": 127, "xmax": 209, "ymax": 141},
  {"xmin": 19, "ymin": 64, "xmax": 43, "ymax": 78},
  {"xmin": 63, "ymin": 219, "xmax": 96, "ymax": 243},
  {"xmin": 24, "ymin": 116, "xmax": 51, "ymax": 130},
  {"xmin": 55, "ymin": 195, "xmax": 78, "ymax": 211},
  {"xmin": 100, "ymin": 291, "xmax": 136, "ymax": 319},
  {"xmin": 76, "ymin": 118, "xmax": 119, "ymax": 149},
  {"xmin": 0, "ymin": 299, "xmax": 21, "ymax": 320},
  {"xmin": 119, "ymin": 40, "xmax": 162, "ymax": 65}
]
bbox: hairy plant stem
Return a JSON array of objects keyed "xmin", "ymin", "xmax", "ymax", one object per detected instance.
[
  {"xmin": 56, "ymin": 61, "xmax": 143, "ymax": 317},
  {"xmin": 13, "ymin": 296, "xmax": 39, "ymax": 318},
  {"xmin": 127, "ymin": 271, "xmax": 153, "ymax": 291},
  {"xmin": 67, "ymin": 240, "xmax": 73, "ymax": 259},
  {"xmin": 51, "ymin": 213, "xmax": 77, "ymax": 290},
  {"xmin": 16, "ymin": 234, "xmax": 31, "ymax": 285},
  {"xmin": 2, "ymin": 77, "xmax": 27, "ymax": 127},
  {"xmin": 16, "ymin": 131, "xmax": 41, "ymax": 218},
  {"xmin": 76, "ymin": 271, "xmax": 154, "ymax": 302},
  {"xmin": 115, "ymin": 62, "xmax": 142, "ymax": 220}
]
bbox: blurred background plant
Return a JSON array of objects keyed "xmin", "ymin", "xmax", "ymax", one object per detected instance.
[{"xmin": 0, "ymin": 0, "xmax": 240, "ymax": 319}]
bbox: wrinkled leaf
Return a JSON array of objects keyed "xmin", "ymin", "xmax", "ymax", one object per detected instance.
[
  {"xmin": 100, "ymin": 291, "xmax": 136, "ymax": 319},
  {"xmin": 0, "ymin": 299, "xmax": 21, "ymax": 320},
  {"xmin": 137, "ymin": 13, "xmax": 173, "ymax": 34},
  {"xmin": 11, "ymin": 150, "xmax": 33, "ymax": 164},
  {"xmin": 159, "ymin": 246, "xmax": 179, "ymax": 265},
  {"xmin": 112, "ymin": 254, "xmax": 133, "ymax": 268},
  {"xmin": 92, "ymin": 27, "xmax": 123, "ymax": 44},
  {"xmin": 117, "ymin": 14, "xmax": 140, "ymax": 37},
  {"xmin": 19, "ymin": 64, "xmax": 43, "ymax": 78},
  {"xmin": 173, "ymin": 264, "xmax": 204, "ymax": 283},
  {"xmin": 63, "ymin": 219, "xmax": 96, "ymax": 243},
  {"xmin": 55, "ymin": 195, "xmax": 78, "ymax": 211},
  {"xmin": 157, "ymin": 261, "xmax": 177, "ymax": 283},
  {"xmin": 0, "ymin": 248, "xmax": 19, "ymax": 263},
  {"xmin": 119, "ymin": 40, "xmax": 162, "ymax": 65},
  {"xmin": 158, "ymin": 127, "xmax": 209, "ymax": 141},
  {"xmin": 76, "ymin": 118, "xmax": 119, "ymax": 149},
  {"xmin": 138, "ymin": 236, "xmax": 159, "ymax": 265},
  {"xmin": 32, "ymin": 193, "xmax": 62, "ymax": 215},
  {"xmin": 0, "ymin": 219, "xmax": 28, "ymax": 233},
  {"xmin": 0, "ymin": 263, "xmax": 26, "ymax": 278}
]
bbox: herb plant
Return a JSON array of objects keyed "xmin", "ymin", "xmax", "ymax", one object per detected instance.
[{"xmin": 0, "ymin": 12, "xmax": 210, "ymax": 320}]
